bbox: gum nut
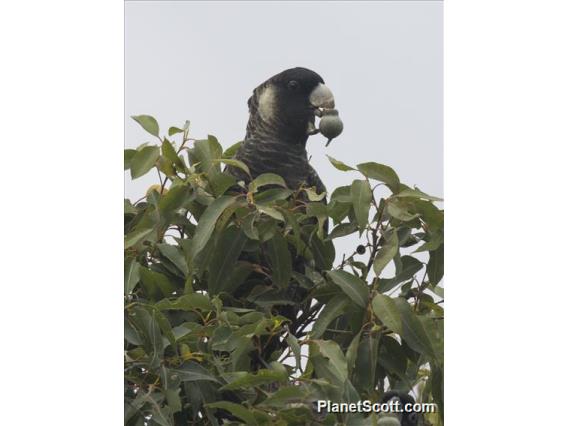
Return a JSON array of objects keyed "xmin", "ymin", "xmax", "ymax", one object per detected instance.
[
  {"xmin": 319, "ymin": 114, "xmax": 344, "ymax": 139},
  {"xmin": 377, "ymin": 417, "xmax": 401, "ymax": 426},
  {"xmin": 146, "ymin": 184, "xmax": 167, "ymax": 196}
]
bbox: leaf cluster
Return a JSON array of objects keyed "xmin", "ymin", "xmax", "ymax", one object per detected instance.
[{"xmin": 125, "ymin": 116, "xmax": 444, "ymax": 425}]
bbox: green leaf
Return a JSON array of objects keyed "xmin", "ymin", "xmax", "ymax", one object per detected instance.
[
  {"xmin": 171, "ymin": 362, "xmax": 220, "ymax": 383},
  {"xmin": 220, "ymin": 369, "xmax": 287, "ymax": 390},
  {"xmin": 326, "ymin": 270, "xmax": 369, "ymax": 308},
  {"xmin": 157, "ymin": 184, "xmax": 190, "ymax": 220},
  {"xmin": 130, "ymin": 145, "xmax": 160, "ymax": 179},
  {"xmin": 311, "ymin": 295, "xmax": 350, "ymax": 339},
  {"xmin": 330, "ymin": 185, "xmax": 352, "ymax": 203},
  {"xmin": 213, "ymin": 158, "xmax": 251, "ymax": 177},
  {"xmin": 139, "ymin": 268, "xmax": 176, "ymax": 299},
  {"xmin": 168, "ymin": 126, "xmax": 184, "ymax": 136},
  {"xmin": 207, "ymin": 401, "xmax": 257, "ymax": 425},
  {"xmin": 310, "ymin": 236, "xmax": 335, "ymax": 271},
  {"xmin": 427, "ymin": 244, "xmax": 444, "ymax": 285},
  {"xmin": 189, "ymin": 136, "xmax": 222, "ymax": 174},
  {"xmin": 132, "ymin": 115, "xmax": 160, "ymax": 138},
  {"xmin": 371, "ymin": 294, "xmax": 403, "ymax": 335},
  {"xmin": 395, "ymin": 187, "xmax": 443, "ymax": 202},
  {"xmin": 304, "ymin": 186, "xmax": 327, "ymax": 201},
  {"xmin": 156, "ymin": 293, "xmax": 213, "ymax": 312},
  {"xmin": 266, "ymin": 233, "xmax": 292, "ymax": 288},
  {"xmin": 242, "ymin": 213, "xmax": 259, "ymax": 240},
  {"xmin": 124, "ymin": 228, "xmax": 153, "ymax": 249},
  {"xmin": 149, "ymin": 399, "xmax": 174, "ymax": 426},
  {"xmin": 356, "ymin": 162, "xmax": 400, "ymax": 191},
  {"xmin": 129, "ymin": 306, "xmax": 163, "ymax": 368},
  {"xmin": 208, "ymin": 172, "xmax": 236, "ymax": 197},
  {"xmin": 421, "ymin": 315, "xmax": 444, "ymax": 362},
  {"xmin": 351, "ymin": 179, "xmax": 372, "ymax": 232},
  {"xmin": 124, "ymin": 199, "xmax": 138, "ymax": 215},
  {"xmin": 260, "ymin": 386, "xmax": 308, "ymax": 407},
  {"xmin": 431, "ymin": 364, "xmax": 444, "ymax": 418},
  {"xmin": 328, "ymin": 222, "xmax": 358, "ymax": 240},
  {"xmin": 386, "ymin": 198, "xmax": 420, "ymax": 222},
  {"xmin": 157, "ymin": 244, "xmax": 189, "ymax": 276},
  {"xmin": 222, "ymin": 141, "xmax": 242, "ymax": 158},
  {"xmin": 207, "ymin": 227, "xmax": 248, "ymax": 294},
  {"xmin": 413, "ymin": 199, "xmax": 444, "ymax": 233},
  {"xmin": 249, "ymin": 173, "xmax": 287, "ymax": 192},
  {"xmin": 392, "ymin": 298, "xmax": 438, "ymax": 361},
  {"xmin": 327, "ymin": 155, "xmax": 355, "ymax": 171},
  {"xmin": 257, "ymin": 205, "xmax": 285, "ymax": 222},
  {"xmin": 306, "ymin": 202, "xmax": 328, "ymax": 238},
  {"xmin": 124, "ymin": 257, "xmax": 141, "ymax": 294},
  {"xmin": 161, "ymin": 138, "xmax": 183, "ymax": 168},
  {"xmin": 414, "ymin": 231, "xmax": 443, "ymax": 253},
  {"xmin": 124, "ymin": 149, "xmax": 136, "ymax": 170},
  {"xmin": 188, "ymin": 196, "xmax": 238, "ymax": 261},
  {"xmin": 378, "ymin": 335, "xmax": 408, "ymax": 380},
  {"xmin": 310, "ymin": 340, "xmax": 348, "ymax": 385},
  {"xmin": 373, "ymin": 231, "xmax": 399, "ymax": 276},
  {"xmin": 352, "ymin": 333, "xmax": 378, "ymax": 392},
  {"xmin": 254, "ymin": 188, "xmax": 294, "ymax": 204},
  {"xmin": 152, "ymin": 308, "xmax": 176, "ymax": 346},
  {"xmin": 157, "ymin": 156, "xmax": 175, "ymax": 178},
  {"xmin": 378, "ymin": 255, "xmax": 423, "ymax": 293},
  {"xmin": 286, "ymin": 333, "xmax": 302, "ymax": 370},
  {"xmin": 346, "ymin": 330, "xmax": 362, "ymax": 373}
]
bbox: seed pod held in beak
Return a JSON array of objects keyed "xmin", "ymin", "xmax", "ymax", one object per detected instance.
[{"xmin": 319, "ymin": 109, "xmax": 343, "ymax": 146}]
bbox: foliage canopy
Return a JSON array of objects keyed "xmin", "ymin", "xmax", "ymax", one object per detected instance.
[{"xmin": 125, "ymin": 116, "xmax": 444, "ymax": 425}]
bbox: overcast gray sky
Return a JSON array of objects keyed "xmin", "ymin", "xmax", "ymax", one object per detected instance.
[{"xmin": 125, "ymin": 0, "xmax": 442, "ymax": 263}]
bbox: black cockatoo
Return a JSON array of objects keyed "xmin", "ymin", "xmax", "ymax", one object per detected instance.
[
  {"xmin": 225, "ymin": 67, "xmax": 343, "ymax": 194},
  {"xmin": 222, "ymin": 68, "xmax": 344, "ymax": 372}
]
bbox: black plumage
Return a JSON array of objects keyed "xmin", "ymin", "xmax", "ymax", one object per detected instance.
[
  {"xmin": 223, "ymin": 68, "xmax": 340, "ymax": 370},
  {"xmin": 226, "ymin": 67, "xmax": 336, "ymax": 195}
]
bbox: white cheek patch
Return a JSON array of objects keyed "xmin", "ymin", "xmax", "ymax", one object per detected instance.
[{"xmin": 258, "ymin": 85, "xmax": 277, "ymax": 123}]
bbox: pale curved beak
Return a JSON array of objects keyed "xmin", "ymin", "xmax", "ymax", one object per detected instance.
[{"xmin": 309, "ymin": 83, "xmax": 335, "ymax": 113}]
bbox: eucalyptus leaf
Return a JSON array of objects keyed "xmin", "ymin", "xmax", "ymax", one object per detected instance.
[
  {"xmin": 326, "ymin": 270, "xmax": 369, "ymax": 308},
  {"xmin": 125, "ymin": 228, "xmax": 154, "ymax": 249},
  {"xmin": 188, "ymin": 196, "xmax": 238, "ymax": 260},
  {"xmin": 213, "ymin": 158, "xmax": 251, "ymax": 177},
  {"xmin": 327, "ymin": 155, "xmax": 355, "ymax": 171},
  {"xmin": 207, "ymin": 227, "xmax": 248, "ymax": 294},
  {"xmin": 351, "ymin": 179, "xmax": 372, "ymax": 232},
  {"xmin": 395, "ymin": 187, "xmax": 443, "ymax": 202},
  {"xmin": 372, "ymin": 294, "xmax": 402, "ymax": 335},
  {"xmin": 373, "ymin": 231, "xmax": 399, "ymax": 276},
  {"xmin": 125, "ymin": 257, "xmax": 141, "ymax": 294},
  {"xmin": 266, "ymin": 233, "xmax": 292, "ymax": 288},
  {"xmin": 427, "ymin": 244, "xmax": 444, "ymax": 286},
  {"xmin": 311, "ymin": 295, "xmax": 350, "ymax": 339},
  {"xmin": 168, "ymin": 126, "xmax": 184, "ymax": 136},
  {"xmin": 124, "ymin": 149, "xmax": 137, "ymax": 170},
  {"xmin": 206, "ymin": 402, "xmax": 257, "ymax": 425},
  {"xmin": 132, "ymin": 114, "xmax": 160, "ymax": 137},
  {"xmin": 392, "ymin": 298, "xmax": 438, "ymax": 361},
  {"xmin": 130, "ymin": 146, "xmax": 160, "ymax": 179},
  {"xmin": 249, "ymin": 173, "xmax": 287, "ymax": 192},
  {"xmin": 161, "ymin": 138, "xmax": 184, "ymax": 168},
  {"xmin": 356, "ymin": 162, "xmax": 400, "ymax": 191}
]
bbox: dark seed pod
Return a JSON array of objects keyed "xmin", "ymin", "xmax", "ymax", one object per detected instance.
[{"xmin": 319, "ymin": 109, "xmax": 344, "ymax": 141}]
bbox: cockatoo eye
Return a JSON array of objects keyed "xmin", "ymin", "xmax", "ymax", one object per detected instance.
[{"xmin": 287, "ymin": 80, "xmax": 299, "ymax": 90}]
